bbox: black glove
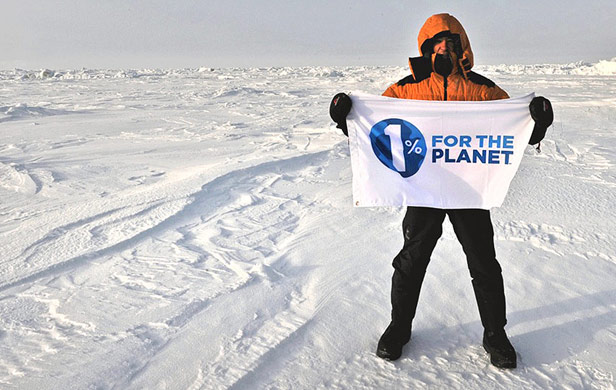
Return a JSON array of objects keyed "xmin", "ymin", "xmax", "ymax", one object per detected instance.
[
  {"xmin": 329, "ymin": 93, "xmax": 352, "ymax": 136},
  {"xmin": 529, "ymin": 96, "xmax": 553, "ymax": 145},
  {"xmin": 530, "ymin": 96, "xmax": 553, "ymax": 127}
]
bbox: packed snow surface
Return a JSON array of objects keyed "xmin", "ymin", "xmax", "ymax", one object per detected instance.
[{"xmin": 0, "ymin": 59, "xmax": 615, "ymax": 389}]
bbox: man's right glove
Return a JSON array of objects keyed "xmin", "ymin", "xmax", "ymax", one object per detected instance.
[
  {"xmin": 528, "ymin": 96, "xmax": 553, "ymax": 145},
  {"xmin": 329, "ymin": 93, "xmax": 352, "ymax": 136}
]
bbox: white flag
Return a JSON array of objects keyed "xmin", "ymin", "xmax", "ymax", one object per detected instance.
[{"xmin": 347, "ymin": 92, "xmax": 535, "ymax": 209}]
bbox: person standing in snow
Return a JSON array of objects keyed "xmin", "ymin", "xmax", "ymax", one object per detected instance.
[{"xmin": 329, "ymin": 13, "xmax": 553, "ymax": 369}]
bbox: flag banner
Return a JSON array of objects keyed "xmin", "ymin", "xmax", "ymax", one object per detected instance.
[{"xmin": 347, "ymin": 92, "xmax": 535, "ymax": 209}]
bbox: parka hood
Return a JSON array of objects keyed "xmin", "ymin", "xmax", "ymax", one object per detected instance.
[{"xmin": 412, "ymin": 13, "xmax": 474, "ymax": 78}]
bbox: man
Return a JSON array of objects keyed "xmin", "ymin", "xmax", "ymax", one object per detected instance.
[{"xmin": 329, "ymin": 13, "xmax": 553, "ymax": 369}]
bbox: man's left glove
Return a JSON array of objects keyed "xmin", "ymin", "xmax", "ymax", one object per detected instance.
[
  {"xmin": 329, "ymin": 93, "xmax": 352, "ymax": 136},
  {"xmin": 528, "ymin": 96, "xmax": 554, "ymax": 145}
]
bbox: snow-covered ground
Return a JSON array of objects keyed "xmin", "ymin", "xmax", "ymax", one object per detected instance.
[{"xmin": 0, "ymin": 59, "xmax": 615, "ymax": 389}]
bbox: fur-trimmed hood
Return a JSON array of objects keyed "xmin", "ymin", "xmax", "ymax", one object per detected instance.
[{"xmin": 410, "ymin": 13, "xmax": 474, "ymax": 79}]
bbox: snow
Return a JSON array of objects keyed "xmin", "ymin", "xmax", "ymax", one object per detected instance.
[
  {"xmin": 476, "ymin": 57, "xmax": 616, "ymax": 76},
  {"xmin": 0, "ymin": 59, "xmax": 615, "ymax": 389}
]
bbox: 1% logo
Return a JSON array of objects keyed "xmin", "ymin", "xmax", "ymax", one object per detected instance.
[{"xmin": 371, "ymin": 118, "xmax": 427, "ymax": 178}]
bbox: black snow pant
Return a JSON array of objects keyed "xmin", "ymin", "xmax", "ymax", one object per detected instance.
[{"xmin": 390, "ymin": 207, "xmax": 507, "ymax": 333}]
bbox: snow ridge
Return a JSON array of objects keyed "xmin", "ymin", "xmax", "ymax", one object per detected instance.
[
  {"xmin": 1, "ymin": 58, "xmax": 615, "ymax": 81},
  {"xmin": 476, "ymin": 57, "xmax": 616, "ymax": 76}
]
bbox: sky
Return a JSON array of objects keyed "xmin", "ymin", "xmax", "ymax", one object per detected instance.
[{"xmin": 1, "ymin": 0, "xmax": 615, "ymax": 69}]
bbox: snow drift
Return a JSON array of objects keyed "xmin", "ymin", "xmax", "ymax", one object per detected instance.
[{"xmin": 0, "ymin": 60, "xmax": 615, "ymax": 389}]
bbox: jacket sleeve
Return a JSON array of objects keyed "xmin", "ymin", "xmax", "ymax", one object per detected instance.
[
  {"xmin": 486, "ymin": 84, "xmax": 509, "ymax": 100},
  {"xmin": 382, "ymin": 83, "xmax": 399, "ymax": 98}
]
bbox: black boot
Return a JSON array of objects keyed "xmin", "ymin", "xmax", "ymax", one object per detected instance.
[
  {"xmin": 483, "ymin": 330, "xmax": 517, "ymax": 369},
  {"xmin": 376, "ymin": 323, "xmax": 411, "ymax": 361}
]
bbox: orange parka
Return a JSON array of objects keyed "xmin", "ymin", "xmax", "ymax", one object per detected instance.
[{"xmin": 383, "ymin": 14, "xmax": 508, "ymax": 102}]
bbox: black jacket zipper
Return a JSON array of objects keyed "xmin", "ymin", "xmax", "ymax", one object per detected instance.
[{"xmin": 443, "ymin": 76, "xmax": 448, "ymax": 101}]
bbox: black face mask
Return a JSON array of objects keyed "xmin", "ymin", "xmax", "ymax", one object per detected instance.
[{"xmin": 434, "ymin": 53, "xmax": 453, "ymax": 77}]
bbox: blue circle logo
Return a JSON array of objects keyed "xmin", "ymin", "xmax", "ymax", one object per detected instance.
[{"xmin": 370, "ymin": 118, "xmax": 427, "ymax": 178}]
